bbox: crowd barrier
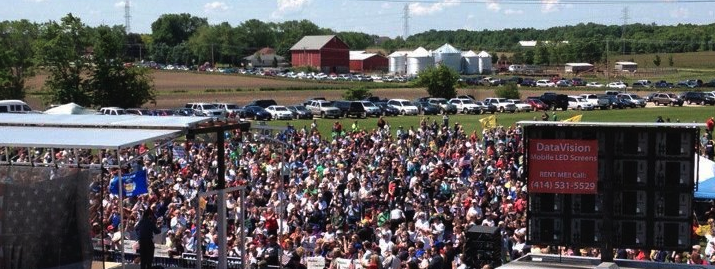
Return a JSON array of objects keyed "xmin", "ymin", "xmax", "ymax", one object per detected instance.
[{"xmin": 93, "ymin": 249, "xmax": 281, "ymax": 269}]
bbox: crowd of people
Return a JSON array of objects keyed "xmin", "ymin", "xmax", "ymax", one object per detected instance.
[{"xmin": 85, "ymin": 114, "xmax": 715, "ymax": 268}]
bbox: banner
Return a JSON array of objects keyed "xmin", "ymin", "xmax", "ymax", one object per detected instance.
[
  {"xmin": 335, "ymin": 258, "xmax": 354, "ymax": 269},
  {"xmin": 172, "ymin": 147, "xmax": 186, "ymax": 160},
  {"xmin": 109, "ymin": 170, "xmax": 149, "ymax": 197},
  {"xmin": 307, "ymin": 256, "xmax": 326, "ymax": 269},
  {"xmin": 479, "ymin": 115, "xmax": 497, "ymax": 129},
  {"xmin": 562, "ymin": 115, "xmax": 583, "ymax": 122},
  {"xmin": 528, "ymin": 139, "xmax": 598, "ymax": 194}
]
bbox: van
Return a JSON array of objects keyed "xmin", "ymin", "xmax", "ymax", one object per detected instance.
[
  {"xmin": 333, "ymin": 101, "xmax": 367, "ymax": 118},
  {"xmin": 0, "ymin": 100, "xmax": 33, "ymax": 113},
  {"xmin": 246, "ymin": 99, "xmax": 278, "ymax": 108}
]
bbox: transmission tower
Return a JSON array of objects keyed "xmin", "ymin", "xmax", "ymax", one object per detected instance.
[
  {"xmin": 125, "ymin": 0, "xmax": 131, "ymax": 33},
  {"xmin": 621, "ymin": 7, "xmax": 629, "ymax": 54},
  {"xmin": 403, "ymin": 3, "xmax": 410, "ymax": 39}
]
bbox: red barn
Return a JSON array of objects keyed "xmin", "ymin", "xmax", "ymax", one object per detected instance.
[
  {"xmin": 290, "ymin": 35, "xmax": 349, "ymax": 74},
  {"xmin": 350, "ymin": 52, "xmax": 388, "ymax": 73}
]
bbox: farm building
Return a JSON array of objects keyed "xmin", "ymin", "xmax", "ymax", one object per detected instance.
[
  {"xmin": 406, "ymin": 47, "xmax": 434, "ymax": 75},
  {"xmin": 349, "ymin": 51, "xmax": 388, "ymax": 73},
  {"xmin": 243, "ymin": 47, "xmax": 285, "ymax": 68},
  {"xmin": 476, "ymin": 51, "xmax": 492, "ymax": 74},
  {"xmin": 388, "ymin": 51, "xmax": 410, "ymax": 74},
  {"xmin": 615, "ymin": 61, "xmax": 638, "ymax": 72},
  {"xmin": 564, "ymin": 63, "xmax": 594, "ymax": 73},
  {"xmin": 433, "ymin": 44, "xmax": 462, "ymax": 72},
  {"xmin": 290, "ymin": 35, "xmax": 349, "ymax": 74}
]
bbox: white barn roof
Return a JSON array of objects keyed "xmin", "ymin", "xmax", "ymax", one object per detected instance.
[
  {"xmin": 408, "ymin": 47, "xmax": 431, "ymax": 57},
  {"xmin": 434, "ymin": 43, "xmax": 461, "ymax": 54},
  {"xmin": 477, "ymin": 51, "xmax": 491, "ymax": 57}
]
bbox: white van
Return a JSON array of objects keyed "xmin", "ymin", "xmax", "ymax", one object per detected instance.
[{"xmin": 0, "ymin": 100, "xmax": 33, "ymax": 113}]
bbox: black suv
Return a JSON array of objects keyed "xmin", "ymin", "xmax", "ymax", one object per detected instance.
[
  {"xmin": 680, "ymin": 91, "xmax": 709, "ymax": 105},
  {"xmin": 539, "ymin": 93, "xmax": 569, "ymax": 111},
  {"xmin": 333, "ymin": 101, "xmax": 367, "ymax": 118},
  {"xmin": 246, "ymin": 99, "xmax": 278, "ymax": 108}
]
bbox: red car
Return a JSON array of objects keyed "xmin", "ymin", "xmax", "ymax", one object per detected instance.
[{"xmin": 526, "ymin": 98, "xmax": 549, "ymax": 111}]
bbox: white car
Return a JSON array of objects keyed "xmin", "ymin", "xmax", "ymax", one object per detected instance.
[
  {"xmin": 507, "ymin": 99, "xmax": 533, "ymax": 112},
  {"xmin": 265, "ymin": 105, "xmax": 294, "ymax": 120},
  {"xmin": 567, "ymin": 96, "xmax": 594, "ymax": 110},
  {"xmin": 586, "ymin": 82, "xmax": 604, "ymax": 88},
  {"xmin": 387, "ymin": 99, "xmax": 419, "ymax": 115},
  {"xmin": 536, "ymin": 79, "xmax": 556, "ymax": 87},
  {"xmin": 607, "ymin": 81, "xmax": 627, "ymax": 89},
  {"xmin": 448, "ymin": 98, "xmax": 480, "ymax": 114}
]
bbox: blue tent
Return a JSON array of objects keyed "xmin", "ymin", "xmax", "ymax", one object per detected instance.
[{"xmin": 694, "ymin": 155, "xmax": 715, "ymax": 199}]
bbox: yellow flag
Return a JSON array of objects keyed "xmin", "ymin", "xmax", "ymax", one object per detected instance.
[
  {"xmin": 479, "ymin": 115, "xmax": 497, "ymax": 129},
  {"xmin": 696, "ymin": 224, "xmax": 711, "ymax": 236},
  {"xmin": 562, "ymin": 115, "xmax": 583, "ymax": 122}
]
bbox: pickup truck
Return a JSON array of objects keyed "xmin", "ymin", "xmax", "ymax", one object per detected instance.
[
  {"xmin": 306, "ymin": 100, "xmax": 342, "ymax": 118},
  {"xmin": 579, "ymin": 94, "xmax": 610, "ymax": 110}
]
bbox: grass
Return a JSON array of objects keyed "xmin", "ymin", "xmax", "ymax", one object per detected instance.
[
  {"xmin": 262, "ymin": 106, "xmax": 714, "ymax": 136},
  {"xmin": 615, "ymin": 51, "xmax": 715, "ymax": 70}
]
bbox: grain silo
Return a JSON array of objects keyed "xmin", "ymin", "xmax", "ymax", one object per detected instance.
[
  {"xmin": 433, "ymin": 43, "xmax": 462, "ymax": 72},
  {"xmin": 461, "ymin": 50, "xmax": 479, "ymax": 75},
  {"xmin": 406, "ymin": 47, "xmax": 434, "ymax": 75},
  {"xmin": 477, "ymin": 51, "xmax": 493, "ymax": 74},
  {"xmin": 388, "ymin": 51, "xmax": 409, "ymax": 75}
]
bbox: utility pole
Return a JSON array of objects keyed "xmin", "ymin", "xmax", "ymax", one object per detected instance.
[
  {"xmin": 211, "ymin": 43, "xmax": 215, "ymax": 67},
  {"xmin": 606, "ymin": 39, "xmax": 610, "ymax": 81},
  {"xmin": 403, "ymin": 4, "xmax": 410, "ymax": 39},
  {"xmin": 621, "ymin": 7, "xmax": 629, "ymax": 55}
]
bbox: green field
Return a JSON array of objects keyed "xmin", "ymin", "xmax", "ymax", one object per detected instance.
[
  {"xmin": 614, "ymin": 51, "xmax": 715, "ymax": 70},
  {"xmin": 264, "ymin": 107, "xmax": 714, "ymax": 136}
]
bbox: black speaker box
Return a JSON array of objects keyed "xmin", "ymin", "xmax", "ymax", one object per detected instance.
[{"xmin": 463, "ymin": 225, "xmax": 502, "ymax": 268}]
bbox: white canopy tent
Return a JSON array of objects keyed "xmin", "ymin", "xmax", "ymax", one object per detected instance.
[{"xmin": 43, "ymin": 103, "xmax": 100, "ymax": 115}]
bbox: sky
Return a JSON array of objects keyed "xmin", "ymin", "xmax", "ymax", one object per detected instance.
[{"xmin": 3, "ymin": 0, "xmax": 715, "ymax": 38}]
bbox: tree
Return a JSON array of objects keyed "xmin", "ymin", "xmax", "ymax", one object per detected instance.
[
  {"xmin": 343, "ymin": 87, "xmax": 371, "ymax": 101},
  {"xmin": 0, "ymin": 20, "xmax": 39, "ymax": 100},
  {"xmin": 151, "ymin": 13, "xmax": 208, "ymax": 47},
  {"xmin": 89, "ymin": 25, "xmax": 155, "ymax": 108},
  {"xmin": 668, "ymin": 54, "xmax": 674, "ymax": 67},
  {"xmin": 653, "ymin": 54, "xmax": 661, "ymax": 67},
  {"xmin": 36, "ymin": 14, "xmax": 94, "ymax": 106},
  {"xmin": 414, "ymin": 64, "xmax": 459, "ymax": 99},
  {"xmin": 495, "ymin": 83, "xmax": 520, "ymax": 99}
]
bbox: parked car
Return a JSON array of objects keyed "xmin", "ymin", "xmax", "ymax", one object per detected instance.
[
  {"xmin": 570, "ymin": 78, "xmax": 587, "ymax": 86},
  {"xmin": 654, "ymin": 81, "xmax": 675, "ymax": 88},
  {"xmin": 506, "ymin": 99, "xmax": 533, "ymax": 112},
  {"xmin": 617, "ymin": 93, "xmax": 647, "ymax": 108},
  {"xmin": 484, "ymin": 98, "xmax": 517, "ymax": 113},
  {"xmin": 173, "ymin": 108, "xmax": 195, "ymax": 117},
  {"xmin": 579, "ymin": 94, "xmax": 610, "ymax": 110},
  {"xmin": 415, "ymin": 101, "xmax": 441, "ymax": 115},
  {"xmin": 306, "ymin": 100, "xmax": 341, "ymax": 118},
  {"xmin": 525, "ymin": 98, "xmax": 549, "ymax": 111},
  {"xmin": 556, "ymin": 80, "xmax": 573, "ymax": 87},
  {"xmin": 448, "ymin": 98, "xmax": 481, "ymax": 114},
  {"xmin": 243, "ymin": 105, "xmax": 272, "ymax": 120},
  {"xmin": 356, "ymin": 101, "xmax": 382, "ymax": 117},
  {"xmin": 631, "ymin": 81, "xmax": 650, "ymax": 88},
  {"xmin": 596, "ymin": 94, "xmax": 627, "ymax": 109},
  {"xmin": 185, "ymin": 103, "xmax": 225, "ymax": 118},
  {"xmin": 651, "ymin": 93, "xmax": 684, "ymax": 106},
  {"xmin": 246, "ymin": 99, "xmax": 278, "ymax": 108},
  {"xmin": 680, "ymin": 91, "xmax": 708, "ymax": 105},
  {"xmin": 539, "ymin": 93, "xmax": 569, "ymax": 111},
  {"xmin": 536, "ymin": 79, "xmax": 556, "ymax": 87},
  {"xmin": 334, "ymin": 101, "xmax": 368, "ymax": 118},
  {"xmin": 387, "ymin": 99, "xmax": 419, "ymax": 115},
  {"xmin": 520, "ymin": 78, "xmax": 536, "ymax": 87},
  {"xmin": 153, "ymin": 109, "xmax": 176, "ymax": 116},
  {"xmin": 474, "ymin": 101, "xmax": 497, "ymax": 114},
  {"xmin": 645, "ymin": 92, "xmax": 659, "ymax": 103},
  {"xmin": 567, "ymin": 96, "xmax": 594, "ymax": 111},
  {"xmin": 125, "ymin": 108, "xmax": 153, "ymax": 116},
  {"xmin": 374, "ymin": 102, "xmax": 400, "ymax": 116},
  {"xmin": 265, "ymin": 105, "xmax": 294, "ymax": 120},
  {"xmin": 702, "ymin": 92, "xmax": 715, "ymax": 105},
  {"xmin": 286, "ymin": 105, "xmax": 313, "ymax": 119},
  {"xmin": 586, "ymin": 82, "xmax": 604, "ymax": 88},
  {"xmin": 99, "ymin": 107, "xmax": 127, "ymax": 115},
  {"xmin": 214, "ymin": 103, "xmax": 244, "ymax": 116},
  {"xmin": 427, "ymin": 98, "xmax": 458, "ymax": 114},
  {"xmin": 607, "ymin": 81, "xmax": 627, "ymax": 89}
]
